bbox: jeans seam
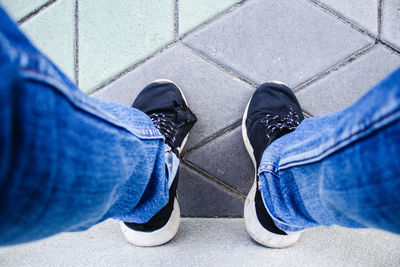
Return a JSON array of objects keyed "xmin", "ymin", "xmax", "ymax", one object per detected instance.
[
  {"xmin": 279, "ymin": 107, "xmax": 400, "ymax": 170},
  {"xmin": 258, "ymin": 171, "xmax": 306, "ymax": 232},
  {"xmin": 9, "ymin": 43, "xmax": 162, "ymax": 140},
  {"xmin": 22, "ymin": 71, "xmax": 162, "ymax": 139}
]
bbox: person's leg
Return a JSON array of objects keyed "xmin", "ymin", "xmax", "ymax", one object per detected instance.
[
  {"xmin": 243, "ymin": 68, "xmax": 400, "ymax": 248},
  {"xmin": 0, "ymin": 7, "xmax": 196, "ymax": 246}
]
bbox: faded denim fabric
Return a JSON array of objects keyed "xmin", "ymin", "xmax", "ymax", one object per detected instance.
[
  {"xmin": 259, "ymin": 67, "xmax": 400, "ymax": 234},
  {"xmin": 0, "ymin": 7, "xmax": 177, "ymax": 246}
]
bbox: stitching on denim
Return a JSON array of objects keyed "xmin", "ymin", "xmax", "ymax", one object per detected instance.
[
  {"xmin": 275, "ymin": 224, "xmax": 300, "ymax": 232},
  {"xmin": 279, "ymin": 108, "xmax": 400, "ymax": 170},
  {"xmin": 0, "ymin": 34, "xmax": 163, "ymax": 138},
  {"xmin": 258, "ymin": 169, "xmax": 280, "ymax": 180},
  {"xmin": 258, "ymin": 163, "xmax": 279, "ymax": 176},
  {"xmin": 21, "ymin": 70, "xmax": 163, "ymax": 140},
  {"xmin": 3, "ymin": 39, "xmax": 163, "ymax": 140},
  {"xmin": 259, "ymin": 186, "xmax": 304, "ymax": 232},
  {"xmin": 265, "ymin": 204, "xmax": 305, "ymax": 232}
]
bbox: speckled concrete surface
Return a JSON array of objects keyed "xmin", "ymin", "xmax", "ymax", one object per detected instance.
[{"xmin": 1, "ymin": 218, "xmax": 399, "ymax": 266}]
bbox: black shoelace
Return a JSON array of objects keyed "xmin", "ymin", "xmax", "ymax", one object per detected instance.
[
  {"xmin": 261, "ymin": 106, "xmax": 301, "ymax": 140},
  {"xmin": 149, "ymin": 113, "xmax": 178, "ymax": 147}
]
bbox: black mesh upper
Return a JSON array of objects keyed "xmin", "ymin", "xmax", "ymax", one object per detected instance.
[
  {"xmin": 132, "ymin": 81, "xmax": 197, "ymax": 152},
  {"xmin": 245, "ymin": 82, "xmax": 304, "ymax": 167}
]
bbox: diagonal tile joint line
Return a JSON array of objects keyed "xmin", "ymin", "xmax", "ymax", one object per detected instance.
[
  {"xmin": 183, "ymin": 109, "xmax": 311, "ymax": 159},
  {"xmin": 74, "ymin": 0, "xmax": 79, "ymax": 86},
  {"xmin": 181, "ymin": 112, "xmax": 311, "ymax": 203},
  {"xmin": 88, "ymin": 40, "xmax": 181, "ymax": 95},
  {"xmin": 379, "ymin": 40, "xmax": 400, "ymax": 55},
  {"xmin": 182, "ymin": 160, "xmax": 247, "ymax": 201},
  {"xmin": 88, "ymin": 0, "xmax": 253, "ymax": 94},
  {"xmin": 295, "ymin": 40, "xmax": 400, "ymax": 92},
  {"xmin": 303, "ymin": 111, "xmax": 313, "ymax": 118},
  {"xmin": 174, "ymin": 0, "xmax": 179, "ymax": 40},
  {"xmin": 18, "ymin": 0, "xmax": 57, "ymax": 24},
  {"xmin": 180, "ymin": 42, "xmax": 259, "ymax": 89},
  {"xmin": 181, "ymin": 40, "xmax": 380, "ymax": 108},
  {"xmin": 377, "ymin": 0, "xmax": 383, "ymax": 40},
  {"xmin": 182, "ymin": 120, "xmax": 242, "ymax": 158},
  {"xmin": 309, "ymin": 0, "xmax": 399, "ymax": 57},
  {"xmin": 91, "ymin": 0, "xmax": 398, "ymax": 97},
  {"xmin": 178, "ymin": 0, "xmax": 250, "ymax": 40},
  {"xmin": 293, "ymin": 42, "xmax": 377, "ymax": 94},
  {"xmin": 307, "ymin": 0, "xmax": 376, "ymax": 40}
]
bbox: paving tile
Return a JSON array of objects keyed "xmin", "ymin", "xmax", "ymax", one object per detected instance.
[
  {"xmin": 185, "ymin": 126, "xmax": 254, "ymax": 195},
  {"xmin": 92, "ymin": 44, "xmax": 254, "ymax": 151},
  {"xmin": 178, "ymin": 0, "xmax": 242, "ymax": 36},
  {"xmin": 317, "ymin": 0, "xmax": 378, "ymax": 36},
  {"xmin": 177, "ymin": 165, "xmax": 244, "ymax": 217},
  {"xmin": 382, "ymin": 0, "xmax": 400, "ymax": 50},
  {"xmin": 78, "ymin": 0, "xmax": 175, "ymax": 92},
  {"xmin": 183, "ymin": 0, "xmax": 373, "ymax": 88},
  {"xmin": 296, "ymin": 45, "xmax": 400, "ymax": 116},
  {"xmin": 19, "ymin": 0, "xmax": 75, "ymax": 80},
  {"xmin": 0, "ymin": 0, "xmax": 49, "ymax": 21}
]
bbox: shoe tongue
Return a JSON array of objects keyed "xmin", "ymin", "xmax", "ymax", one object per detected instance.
[
  {"xmin": 150, "ymin": 105, "xmax": 197, "ymax": 152},
  {"xmin": 132, "ymin": 83, "xmax": 186, "ymax": 113},
  {"xmin": 147, "ymin": 104, "xmax": 179, "ymax": 117},
  {"xmin": 176, "ymin": 107, "xmax": 197, "ymax": 125},
  {"xmin": 249, "ymin": 114, "xmax": 294, "ymax": 168},
  {"xmin": 150, "ymin": 104, "xmax": 190, "ymax": 126}
]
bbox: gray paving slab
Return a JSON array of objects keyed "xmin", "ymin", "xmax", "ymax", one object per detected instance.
[
  {"xmin": 317, "ymin": 0, "xmax": 378, "ymax": 36},
  {"xmin": 92, "ymin": 43, "xmax": 255, "ymax": 151},
  {"xmin": 178, "ymin": 165, "xmax": 244, "ymax": 217},
  {"xmin": 185, "ymin": 126, "xmax": 254, "ymax": 195},
  {"xmin": 20, "ymin": 0, "xmax": 75, "ymax": 80},
  {"xmin": 78, "ymin": 0, "xmax": 175, "ymax": 92},
  {"xmin": 382, "ymin": 0, "xmax": 400, "ymax": 50},
  {"xmin": 178, "ymin": 0, "xmax": 241, "ymax": 36},
  {"xmin": 183, "ymin": 0, "xmax": 373, "ymax": 88},
  {"xmin": 1, "ymin": 218, "xmax": 399, "ymax": 266},
  {"xmin": 296, "ymin": 44, "xmax": 400, "ymax": 116}
]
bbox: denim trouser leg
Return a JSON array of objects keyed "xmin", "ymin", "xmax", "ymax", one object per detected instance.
[
  {"xmin": 0, "ymin": 8, "xmax": 177, "ymax": 246},
  {"xmin": 259, "ymin": 68, "xmax": 400, "ymax": 234}
]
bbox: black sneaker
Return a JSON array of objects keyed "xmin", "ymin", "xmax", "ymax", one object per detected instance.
[
  {"xmin": 242, "ymin": 81, "xmax": 304, "ymax": 248},
  {"xmin": 120, "ymin": 79, "xmax": 197, "ymax": 247}
]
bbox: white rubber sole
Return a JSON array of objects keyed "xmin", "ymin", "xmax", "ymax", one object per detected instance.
[
  {"xmin": 120, "ymin": 198, "xmax": 180, "ymax": 247},
  {"xmin": 242, "ymin": 81, "xmax": 301, "ymax": 248}
]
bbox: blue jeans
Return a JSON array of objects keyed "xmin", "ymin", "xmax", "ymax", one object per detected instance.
[
  {"xmin": 0, "ymin": 6, "xmax": 399, "ymax": 246},
  {"xmin": 259, "ymin": 67, "xmax": 400, "ymax": 234},
  {"xmin": 0, "ymin": 7, "xmax": 179, "ymax": 246}
]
